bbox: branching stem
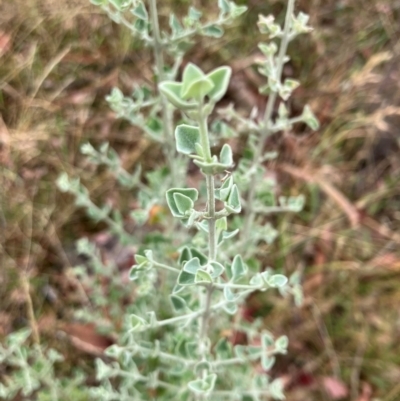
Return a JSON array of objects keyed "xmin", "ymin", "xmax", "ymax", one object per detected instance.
[
  {"xmin": 242, "ymin": 0, "xmax": 295, "ymax": 242},
  {"xmin": 149, "ymin": 0, "xmax": 176, "ymax": 180}
]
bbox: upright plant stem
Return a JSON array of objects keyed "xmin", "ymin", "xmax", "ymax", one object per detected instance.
[
  {"xmin": 242, "ymin": 0, "xmax": 295, "ymax": 241},
  {"xmin": 148, "ymin": 0, "xmax": 176, "ymax": 180},
  {"xmin": 196, "ymin": 106, "xmax": 217, "ymax": 392}
]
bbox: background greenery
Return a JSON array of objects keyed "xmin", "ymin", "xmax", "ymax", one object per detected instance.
[{"xmin": 1, "ymin": 0, "xmax": 400, "ymax": 400}]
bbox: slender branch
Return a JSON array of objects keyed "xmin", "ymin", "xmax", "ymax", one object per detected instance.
[
  {"xmin": 148, "ymin": 0, "xmax": 176, "ymax": 180},
  {"xmin": 242, "ymin": 0, "xmax": 296, "ymax": 240}
]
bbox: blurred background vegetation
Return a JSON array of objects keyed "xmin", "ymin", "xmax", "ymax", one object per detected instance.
[{"xmin": 1, "ymin": 0, "xmax": 400, "ymax": 400}]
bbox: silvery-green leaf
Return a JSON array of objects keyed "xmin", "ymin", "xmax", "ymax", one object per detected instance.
[
  {"xmin": 182, "ymin": 76, "xmax": 214, "ymax": 100},
  {"xmin": 267, "ymin": 274, "xmax": 288, "ymax": 288},
  {"xmin": 219, "ymin": 144, "xmax": 233, "ymax": 166},
  {"xmin": 261, "ymin": 331, "xmax": 274, "ymax": 348},
  {"xmin": 131, "ymin": 1, "xmax": 148, "ymax": 20},
  {"xmin": 209, "ymin": 261, "xmax": 224, "ymax": 278},
  {"xmin": 182, "ymin": 63, "xmax": 204, "ymax": 94},
  {"xmin": 166, "ymin": 188, "xmax": 198, "ymax": 217},
  {"xmin": 184, "ymin": 257, "xmax": 202, "ymax": 274},
  {"xmin": 275, "ymin": 335, "xmax": 289, "ymax": 352},
  {"xmin": 134, "ymin": 18, "xmax": 147, "ymax": 34},
  {"xmin": 216, "ymin": 216, "xmax": 228, "ymax": 231},
  {"xmin": 129, "ymin": 314, "xmax": 147, "ymax": 332},
  {"xmin": 105, "ymin": 344, "xmax": 123, "ymax": 358},
  {"xmin": 261, "ymin": 355, "xmax": 276, "ymax": 371},
  {"xmin": 169, "ymin": 14, "xmax": 183, "ymax": 36},
  {"xmin": 190, "ymin": 248, "xmax": 208, "ymax": 265},
  {"xmin": 179, "ymin": 246, "xmax": 192, "ymax": 266},
  {"xmin": 222, "ymin": 228, "xmax": 239, "ymax": 239},
  {"xmin": 207, "ymin": 66, "xmax": 232, "ymax": 102},
  {"xmin": 218, "ymin": 0, "xmax": 231, "ymax": 13},
  {"xmin": 158, "ymin": 81, "xmax": 197, "ymax": 110},
  {"xmin": 230, "ymin": 3, "xmax": 247, "ymax": 17},
  {"xmin": 302, "ymin": 105, "xmax": 319, "ymax": 130},
  {"xmin": 195, "ymin": 269, "xmax": 213, "ymax": 284},
  {"xmin": 225, "ymin": 184, "xmax": 241, "ymax": 213},
  {"xmin": 269, "ymin": 378, "xmax": 285, "ymax": 400},
  {"xmin": 95, "ymin": 358, "xmax": 114, "ymax": 381},
  {"xmin": 170, "ymin": 295, "xmax": 187, "ymax": 312},
  {"xmin": 188, "ymin": 373, "xmax": 216, "ymax": 394},
  {"xmin": 188, "ymin": 6, "xmax": 202, "ymax": 21},
  {"xmin": 173, "ymin": 192, "xmax": 194, "ymax": 215},
  {"xmin": 178, "ymin": 270, "xmax": 195, "ymax": 285},
  {"xmin": 202, "ymin": 25, "xmax": 224, "ymax": 38},
  {"xmin": 231, "ymin": 254, "xmax": 247, "ymax": 280},
  {"xmin": 249, "ymin": 273, "xmax": 263, "ymax": 287},
  {"xmin": 175, "ymin": 124, "xmax": 201, "ymax": 155},
  {"xmin": 223, "ymin": 286, "xmax": 235, "ymax": 301}
]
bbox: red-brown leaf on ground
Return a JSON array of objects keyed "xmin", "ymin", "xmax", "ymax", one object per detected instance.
[
  {"xmin": 0, "ymin": 116, "xmax": 11, "ymax": 167},
  {"xmin": 322, "ymin": 376, "xmax": 349, "ymax": 399},
  {"xmin": 0, "ymin": 31, "xmax": 11, "ymax": 57},
  {"xmin": 357, "ymin": 382, "xmax": 373, "ymax": 401},
  {"xmin": 60, "ymin": 322, "xmax": 114, "ymax": 356}
]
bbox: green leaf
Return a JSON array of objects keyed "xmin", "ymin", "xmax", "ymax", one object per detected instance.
[
  {"xmin": 275, "ymin": 335, "xmax": 289, "ymax": 351},
  {"xmin": 270, "ymin": 378, "xmax": 285, "ymax": 400},
  {"xmin": 225, "ymin": 184, "xmax": 241, "ymax": 213},
  {"xmin": 169, "ymin": 14, "xmax": 183, "ymax": 36},
  {"xmin": 195, "ymin": 269, "xmax": 213, "ymax": 284},
  {"xmin": 170, "ymin": 295, "xmax": 187, "ymax": 312},
  {"xmin": 209, "ymin": 261, "xmax": 224, "ymax": 278},
  {"xmin": 222, "ymin": 229, "xmax": 239, "ymax": 240},
  {"xmin": 302, "ymin": 105, "xmax": 319, "ymax": 130},
  {"xmin": 134, "ymin": 18, "xmax": 147, "ymax": 33},
  {"xmin": 231, "ymin": 3, "xmax": 247, "ymax": 17},
  {"xmin": 173, "ymin": 193, "xmax": 194, "ymax": 215},
  {"xmin": 95, "ymin": 358, "xmax": 114, "ymax": 381},
  {"xmin": 218, "ymin": 0, "xmax": 231, "ymax": 13},
  {"xmin": 190, "ymin": 248, "xmax": 208, "ymax": 265},
  {"xmin": 202, "ymin": 25, "xmax": 224, "ymax": 38},
  {"xmin": 219, "ymin": 144, "xmax": 233, "ymax": 166},
  {"xmin": 249, "ymin": 273, "xmax": 263, "ymax": 287},
  {"xmin": 129, "ymin": 314, "xmax": 147, "ymax": 331},
  {"xmin": 166, "ymin": 188, "xmax": 198, "ymax": 217},
  {"xmin": 216, "ymin": 216, "xmax": 227, "ymax": 231},
  {"xmin": 109, "ymin": 0, "xmax": 129, "ymax": 11},
  {"xmin": 231, "ymin": 254, "xmax": 247, "ymax": 280},
  {"xmin": 267, "ymin": 274, "xmax": 288, "ymax": 288},
  {"xmin": 175, "ymin": 124, "xmax": 200, "ymax": 155},
  {"xmin": 188, "ymin": 6, "xmax": 202, "ymax": 21},
  {"xmin": 223, "ymin": 286, "xmax": 235, "ymax": 301},
  {"xmin": 188, "ymin": 373, "xmax": 217, "ymax": 394},
  {"xmin": 131, "ymin": 1, "xmax": 148, "ymax": 20},
  {"xmin": 182, "ymin": 77, "xmax": 215, "ymax": 101},
  {"xmin": 219, "ymin": 176, "xmax": 233, "ymax": 201},
  {"xmin": 184, "ymin": 257, "xmax": 202, "ymax": 274},
  {"xmin": 207, "ymin": 66, "xmax": 232, "ymax": 102},
  {"xmin": 182, "ymin": 63, "xmax": 204, "ymax": 93},
  {"xmin": 145, "ymin": 117, "xmax": 163, "ymax": 140},
  {"xmin": 158, "ymin": 81, "xmax": 196, "ymax": 110},
  {"xmin": 215, "ymin": 337, "xmax": 232, "ymax": 358},
  {"xmin": 178, "ymin": 270, "xmax": 195, "ymax": 285},
  {"xmin": 179, "ymin": 247, "xmax": 192, "ymax": 266},
  {"xmin": 261, "ymin": 331, "xmax": 274, "ymax": 348},
  {"xmin": 261, "ymin": 354, "xmax": 276, "ymax": 371}
]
